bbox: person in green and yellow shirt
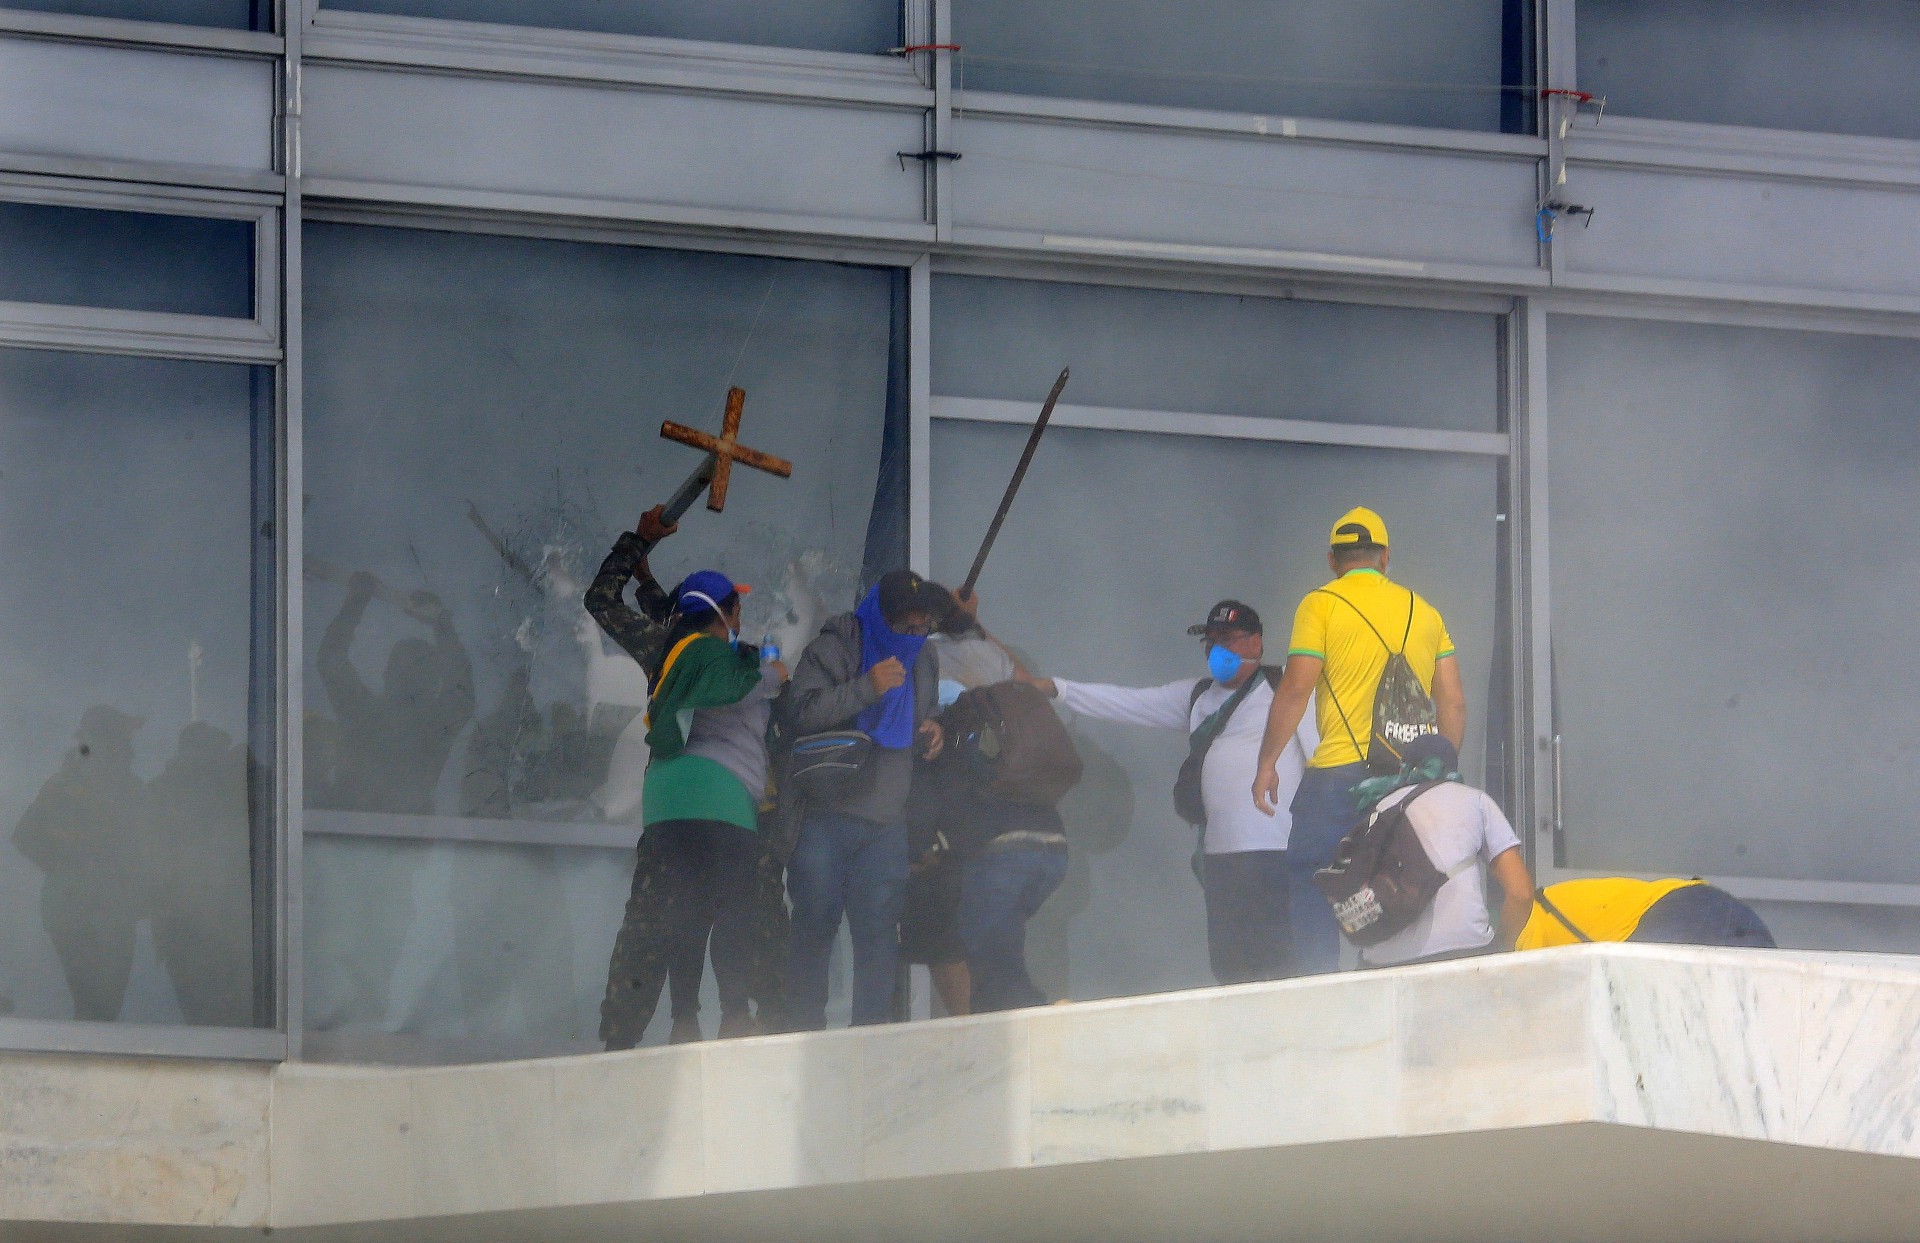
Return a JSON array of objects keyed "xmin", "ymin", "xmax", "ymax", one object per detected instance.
[{"xmin": 593, "ymin": 507, "xmax": 788, "ymax": 1049}]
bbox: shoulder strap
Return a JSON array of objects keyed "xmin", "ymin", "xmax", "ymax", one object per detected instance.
[
  {"xmin": 1399, "ymin": 591, "xmax": 1417, "ymax": 653},
  {"xmin": 644, "ymin": 632, "xmax": 706, "ymax": 727},
  {"xmin": 1188, "ymin": 671, "xmax": 1262, "ymax": 751},
  {"xmin": 1188, "ymin": 677, "xmax": 1212, "ymax": 716},
  {"xmin": 1534, "ymin": 887, "xmax": 1593, "ymax": 943}
]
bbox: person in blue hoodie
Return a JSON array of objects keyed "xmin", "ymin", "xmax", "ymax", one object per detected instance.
[{"xmin": 783, "ymin": 569, "xmax": 949, "ymax": 1029}]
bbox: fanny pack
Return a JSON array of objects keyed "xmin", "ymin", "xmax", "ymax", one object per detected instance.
[{"xmin": 786, "ymin": 729, "xmax": 874, "ymax": 802}]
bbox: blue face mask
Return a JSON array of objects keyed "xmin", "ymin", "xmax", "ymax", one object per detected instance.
[{"xmin": 1207, "ymin": 644, "xmax": 1244, "ymax": 683}]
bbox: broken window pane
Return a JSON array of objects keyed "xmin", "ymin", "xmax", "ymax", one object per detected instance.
[{"xmin": 300, "ymin": 222, "xmax": 896, "ymax": 1052}]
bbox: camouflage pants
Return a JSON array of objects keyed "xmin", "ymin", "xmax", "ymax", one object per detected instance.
[{"xmin": 599, "ymin": 822, "xmax": 790, "ymax": 1048}]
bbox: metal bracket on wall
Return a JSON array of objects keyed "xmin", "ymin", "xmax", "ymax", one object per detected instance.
[
  {"xmin": 1535, "ymin": 200, "xmax": 1595, "ymax": 244},
  {"xmin": 897, "ymin": 149, "xmax": 963, "ymax": 171}
]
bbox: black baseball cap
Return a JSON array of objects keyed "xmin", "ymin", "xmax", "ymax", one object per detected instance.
[
  {"xmin": 1187, "ymin": 600, "xmax": 1262, "ymax": 637},
  {"xmin": 877, "ymin": 569, "xmax": 951, "ymax": 623}
]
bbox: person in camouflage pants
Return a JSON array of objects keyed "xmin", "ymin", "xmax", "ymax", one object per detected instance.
[{"xmin": 590, "ymin": 506, "xmax": 790, "ymax": 1047}]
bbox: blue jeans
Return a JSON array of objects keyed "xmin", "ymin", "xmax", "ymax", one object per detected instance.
[
  {"xmin": 785, "ymin": 809, "xmax": 909, "ymax": 1029},
  {"xmin": 1286, "ymin": 761, "xmax": 1370, "ymax": 975},
  {"xmin": 958, "ymin": 846, "xmax": 1068, "ymax": 1013}
]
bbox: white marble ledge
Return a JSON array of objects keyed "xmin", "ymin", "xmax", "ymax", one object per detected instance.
[{"xmin": 10, "ymin": 944, "xmax": 1920, "ymax": 1233}]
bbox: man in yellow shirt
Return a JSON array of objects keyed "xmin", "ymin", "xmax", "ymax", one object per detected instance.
[
  {"xmin": 1252, "ymin": 507, "xmax": 1465, "ymax": 973},
  {"xmin": 1518, "ymin": 878, "xmax": 1775, "ymax": 950}
]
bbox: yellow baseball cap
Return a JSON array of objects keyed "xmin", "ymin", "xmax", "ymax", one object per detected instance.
[{"xmin": 1330, "ymin": 506, "xmax": 1388, "ymax": 549}]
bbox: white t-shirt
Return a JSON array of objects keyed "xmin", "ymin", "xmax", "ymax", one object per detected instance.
[
  {"xmin": 1360, "ymin": 780, "xmax": 1522, "ymax": 967},
  {"xmin": 1052, "ymin": 675, "xmax": 1317, "ymax": 854}
]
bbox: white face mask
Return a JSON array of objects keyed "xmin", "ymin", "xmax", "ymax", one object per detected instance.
[{"xmin": 680, "ymin": 590, "xmax": 739, "ymax": 648}]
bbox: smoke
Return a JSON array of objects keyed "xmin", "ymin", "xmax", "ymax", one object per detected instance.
[{"xmin": 930, "ymin": 275, "xmax": 1501, "ymax": 999}]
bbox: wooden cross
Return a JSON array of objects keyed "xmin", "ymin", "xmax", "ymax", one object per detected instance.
[{"xmin": 658, "ymin": 386, "xmax": 794, "ymax": 516}]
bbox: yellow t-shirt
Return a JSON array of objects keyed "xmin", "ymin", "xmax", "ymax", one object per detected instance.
[
  {"xmin": 1287, "ymin": 569, "xmax": 1455, "ymax": 769},
  {"xmin": 1515, "ymin": 877, "xmax": 1705, "ymax": 950}
]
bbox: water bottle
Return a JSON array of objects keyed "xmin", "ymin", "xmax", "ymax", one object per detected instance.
[{"xmin": 760, "ymin": 641, "xmax": 781, "ymax": 665}]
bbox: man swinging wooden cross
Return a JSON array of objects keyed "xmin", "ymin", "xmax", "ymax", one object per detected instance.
[{"xmin": 655, "ymin": 386, "xmax": 794, "ymax": 524}]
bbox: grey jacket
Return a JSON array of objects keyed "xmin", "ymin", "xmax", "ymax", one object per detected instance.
[{"xmin": 784, "ymin": 611, "xmax": 940, "ymax": 825}]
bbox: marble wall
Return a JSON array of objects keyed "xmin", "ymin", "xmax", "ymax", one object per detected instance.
[{"xmin": 7, "ymin": 945, "xmax": 1920, "ymax": 1234}]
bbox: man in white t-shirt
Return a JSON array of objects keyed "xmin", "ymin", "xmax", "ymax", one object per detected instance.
[
  {"xmin": 1355, "ymin": 734, "xmax": 1534, "ymax": 968},
  {"xmin": 1025, "ymin": 600, "xmax": 1317, "ymax": 984}
]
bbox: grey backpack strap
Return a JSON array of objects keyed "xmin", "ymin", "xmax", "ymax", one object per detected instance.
[{"xmin": 1534, "ymin": 887, "xmax": 1594, "ymax": 943}]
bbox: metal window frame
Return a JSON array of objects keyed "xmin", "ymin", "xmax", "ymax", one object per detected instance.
[
  {"xmin": 0, "ymin": 7, "xmax": 280, "ymax": 55},
  {"xmin": 7, "ymin": 0, "xmax": 1920, "ymax": 1066},
  {"xmin": 0, "ymin": 174, "xmax": 281, "ymax": 361}
]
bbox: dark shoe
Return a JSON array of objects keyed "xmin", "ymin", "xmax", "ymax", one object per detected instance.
[
  {"xmin": 717, "ymin": 1011, "xmax": 761, "ymax": 1040},
  {"xmin": 668, "ymin": 1015, "xmax": 703, "ymax": 1044}
]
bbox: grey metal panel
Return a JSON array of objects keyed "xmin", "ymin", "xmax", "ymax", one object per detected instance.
[
  {"xmin": 951, "ymin": 113, "xmax": 1543, "ymax": 272},
  {"xmin": 305, "ymin": 8, "xmax": 927, "ymax": 108},
  {"xmin": 0, "ymin": 8, "xmax": 280, "ymax": 53},
  {"xmin": 0, "ymin": 35, "xmax": 274, "ymax": 173},
  {"xmin": 1559, "ymin": 162, "xmax": 1920, "ymax": 301},
  {"xmin": 301, "ymin": 63, "xmax": 928, "ymax": 227}
]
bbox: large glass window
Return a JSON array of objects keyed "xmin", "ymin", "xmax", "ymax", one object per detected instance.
[
  {"xmin": 931, "ymin": 276, "xmax": 1504, "ymax": 999},
  {"xmin": 934, "ymin": 276, "xmax": 1501, "ymax": 433},
  {"xmin": 0, "ymin": 346, "xmax": 274, "ymax": 1028},
  {"xmin": 0, "ymin": 202, "xmax": 254, "ymax": 320},
  {"xmin": 1548, "ymin": 316, "xmax": 1920, "ymax": 901},
  {"xmin": 301, "ymin": 222, "xmax": 898, "ymax": 1057},
  {"xmin": 1578, "ymin": 1, "xmax": 1920, "ymax": 141},
  {"xmin": 321, "ymin": 0, "xmax": 899, "ymax": 56},
  {"xmin": 954, "ymin": 0, "xmax": 1531, "ymax": 133},
  {"xmin": 0, "ymin": 0, "xmax": 267, "ymax": 29}
]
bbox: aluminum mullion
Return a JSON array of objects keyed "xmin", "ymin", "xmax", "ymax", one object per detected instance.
[
  {"xmin": 0, "ymin": 8, "xmax": 281, "ymax": 56},
  {"xmin": 928, "ymin": 251, "xmax": 1517, "ymax": 315},
  {"xmin": 1514, "ymin": 300, "xmax": 1556, "ymax": 871},
  {"xmin": 0, "ymin": 174, "xmax": 278, "ymax": 213},
  {"xmin": 301, "ymin": 199, "xmax": 923, "ymax": 269},
  {"xmin": 929, "ymin": 0, "xmax": 953, "ymax": 242},
  {"xmin": 908, "ymin": 255, "xmax": 932, "ymax": 573},
  {"xmin": 932, "ymin": 396, "xmax": 1509, "ymax": 457},
  {"xmin": 279, "ymin": 3, "xmax": 306, "ymax": 1058},
  {"xmin": 0, "ymin": 304, "xmax": 280, "ymax": 363}
]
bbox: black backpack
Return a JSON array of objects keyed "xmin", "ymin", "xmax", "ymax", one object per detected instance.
[
  {"xmin": 1313, "ymin": 588, "xmax": 1438, "ymax": 776},
  {"xmin": 1313, "ymin": 781, "xmax": 1470, "ymax": 947}
]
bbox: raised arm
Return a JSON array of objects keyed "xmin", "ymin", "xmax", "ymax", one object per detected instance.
[
  {"xmin": 317, "ymin": 573, "xmax": 377, "ymax": 720},
  {"xmin": 1041, "ymin": 677, "xmax": 1196, "ymax": 731},
  {"xmin": 584, "ymin": 506, "xmax": 678, "ymax": 675}
]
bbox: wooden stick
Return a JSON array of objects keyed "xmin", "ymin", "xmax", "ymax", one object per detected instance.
[{"xmin": 960, "ymin": 366, "xmax": 1069, "ymax": 597}]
